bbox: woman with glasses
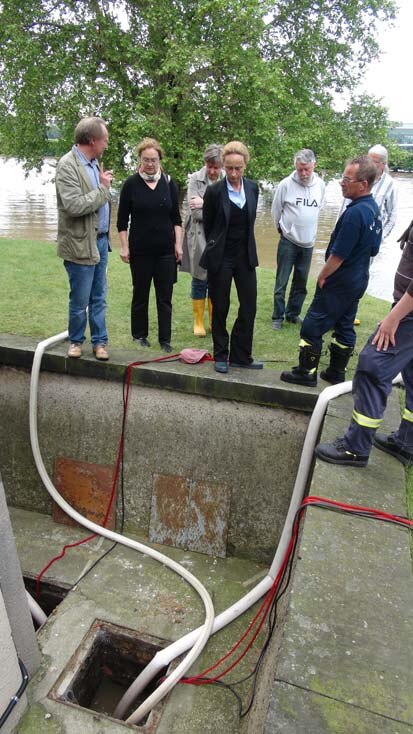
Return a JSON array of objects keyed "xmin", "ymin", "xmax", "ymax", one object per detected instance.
[
  {"xmin": 200, "ymin": 141, "xmax": 262, "ymax": 373},
  {"xmin": 117, "ymin": 137, "xmax": 182, "ymax": 353}
]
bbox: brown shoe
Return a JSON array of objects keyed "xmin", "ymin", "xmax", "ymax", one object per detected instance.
[
  {"xmin": 67, "ymin": 343, "xmax": 82, "ymax": 358},
  {"xmin": 93, "ymin": 344, "xmax": 109, "ymax": 361}
]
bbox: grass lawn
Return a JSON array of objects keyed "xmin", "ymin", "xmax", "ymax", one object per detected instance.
[{"xmin": 0, "ymin": 237, "xmax": 390, "ymax": 376}]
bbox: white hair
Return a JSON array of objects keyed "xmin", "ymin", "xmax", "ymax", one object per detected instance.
[
  {"xmin": 368, "ymin": 144, "xmax": 388, "ymax": 162},
  {"xmin": 294, "ymin": 148, "xmax": 316, "ymax": 165}
]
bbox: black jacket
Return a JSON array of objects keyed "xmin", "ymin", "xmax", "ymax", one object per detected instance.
[{"xmin": 200, "ymin": 177, "xmax": 259, "ymax": 273}]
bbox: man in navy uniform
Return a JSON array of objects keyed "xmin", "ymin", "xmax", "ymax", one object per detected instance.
[{"xmin": 281, "ymin": 156, "xmax": 382, "ymax": 387}]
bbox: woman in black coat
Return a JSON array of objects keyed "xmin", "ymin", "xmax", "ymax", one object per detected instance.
[
  {"xmin": 200, "ymin": 141, "xmax": 262, "ymax": 373},
  {"xmin": 117, "ymin": 137, "xmax": 182, "ymax": 353}
]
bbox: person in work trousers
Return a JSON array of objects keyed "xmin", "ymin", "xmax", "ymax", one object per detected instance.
[
  {"xmin": 315, "ymin": 218, "xmax": 413, "ymax": 467},
  {"xmin": 280, "ymin": 156, "xmax": 382, "ymax": 387},
  {"xmin": 180, "ymin": 144, "xmax": 223, "ymax": 336}
]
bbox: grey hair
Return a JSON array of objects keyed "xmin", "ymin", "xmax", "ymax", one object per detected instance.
[
  {"xmin": 74, "ymin": 116, "xmax": 107, "ymax": 145},
  {"xmin": 368, "ymin": 144, "xmax": 388, "ymax": 162},
  {"xmin": 204, "ymin": 144, "xmax": 223, "ymax": 164},
  {"xmin": 294, "ymin": 148, "xmax": 316, "ymax": 165}
]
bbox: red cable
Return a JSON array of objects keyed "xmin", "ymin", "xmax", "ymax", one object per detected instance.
[
  {"xmin": 183, "ymin": 515, "xmax": 303, "ymax": 685},
  {"xmin": 182, "ymin": 497, "xmax": 412, "ymax": 688},
  {"xmin": 35, "ymin": 353, "xmax": 183, "ymax": 597}
]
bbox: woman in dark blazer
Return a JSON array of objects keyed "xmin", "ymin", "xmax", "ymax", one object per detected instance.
[{"xmin": 200, "ymin": 141, "xmax": 262, "ymax": 373}]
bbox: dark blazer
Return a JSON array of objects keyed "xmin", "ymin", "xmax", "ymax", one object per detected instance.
[{"xmin": 199, "ymin": 177, "xmax": 259, "ymax": 273}]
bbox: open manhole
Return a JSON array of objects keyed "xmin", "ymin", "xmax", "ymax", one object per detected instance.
[
  {"xmin": 49, "ymin": 619, "xmax": 171, "ymax": 730},
  {"xmin": 24, "ymin": 575, "xmax": 70, "ymax": 625}
]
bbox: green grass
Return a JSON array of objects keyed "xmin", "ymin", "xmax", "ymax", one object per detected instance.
[{"xmin": 0, "ymin": 237, "xmax": 390, "ymax": 375}]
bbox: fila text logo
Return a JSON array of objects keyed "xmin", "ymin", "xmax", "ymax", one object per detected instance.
[{"xmin": 295, "ymin": 198, "xmax": 319, "ymax": 207}]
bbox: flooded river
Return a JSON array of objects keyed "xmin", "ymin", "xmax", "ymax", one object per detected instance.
[{"xmin": 1, "ymin": 156, "xmax": 412, "ymax": 302}]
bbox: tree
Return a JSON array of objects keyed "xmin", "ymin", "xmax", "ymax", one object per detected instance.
[{"xmin": 0, "ymin": 0, "xmax": 396, "ymax": 183}]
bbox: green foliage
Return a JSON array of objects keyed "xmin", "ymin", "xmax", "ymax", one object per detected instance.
[{"xmin": 0, "ymin": 0, "xmax": 397, "ymax": 183}]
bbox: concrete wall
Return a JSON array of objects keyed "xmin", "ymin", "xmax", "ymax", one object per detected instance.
[
  {"xmin": 0, "ymin": 363, "xmax": 309, "ymax": 563},
  {"xmin": 0, "ymin": 589, "xmax": 26, "ymax": 734}
]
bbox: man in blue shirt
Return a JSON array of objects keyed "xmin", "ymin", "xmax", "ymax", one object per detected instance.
[
  {"xmin": 281, "ymin": 156, "xmax": 382, "ymax": 387},
  {"xmin": 56, "ymin": 117, "xmax": 113, "ymax": 360}
]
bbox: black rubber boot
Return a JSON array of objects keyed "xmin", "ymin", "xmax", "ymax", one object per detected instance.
[
  {"xmin": 281, "ymin": 345, "xmax": 321, "ymax": 387},
  {"xmin": 320, "ymin": 343, "xmax": 353, "ymax": 385}
]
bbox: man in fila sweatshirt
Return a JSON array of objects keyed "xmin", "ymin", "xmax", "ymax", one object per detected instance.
[{"xmin": 271, "ymin": 148, "xmax": 325, "ymax": 330}]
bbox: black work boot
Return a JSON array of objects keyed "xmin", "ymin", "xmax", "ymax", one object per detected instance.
[
  {"xmin": 320, "ymin": 343, "xmax": 353, "ymax": 385},
  {"xmin": 281, "ymin": 344, "xmax": 321, "ymax": 387},
  {"xmin": 373, "ymin": 432, "xmax": 413, "ymax": 466},
  {"xmin": 315, "ymin": 438, "xmax": 369, "ymax": 467}
]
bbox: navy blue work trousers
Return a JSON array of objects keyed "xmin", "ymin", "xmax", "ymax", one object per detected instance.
[
  {"xmin": 300, "ymin": 278, "xmax": 367, "ymax": 353},
  {"xmin": 344, "ymin": 314, "xmax": 413, "ymax": 456}
]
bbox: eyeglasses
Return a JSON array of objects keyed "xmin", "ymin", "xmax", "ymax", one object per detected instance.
[
  {"xmin": 141, "ymin": 157, "xmax": 159, "ymax": 164},
  {"xmin": 341, "ymin": 176, "xmax": 359, "ymax": 184}
]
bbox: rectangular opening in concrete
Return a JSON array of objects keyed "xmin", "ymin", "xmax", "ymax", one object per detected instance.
[
  {"xmin": 24, "ymin": 575, "xmax": 70, "ymax": 621},
  {"xmin": 49, "ymin": 619, "xmax": 171, "ymax": 730}
]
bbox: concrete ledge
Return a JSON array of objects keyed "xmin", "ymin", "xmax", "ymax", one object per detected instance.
[
  {"xmin": 0, "ymin": 333, "xmax": 319, "ymax": 413},
  {"xmin": 263, "ymin": 387, "xmax": 413, "ymax": 732}
]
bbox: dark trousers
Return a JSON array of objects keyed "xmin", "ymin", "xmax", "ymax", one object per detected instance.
[
  {"xmin": 208, "ymin": 251, "xmax": 257, "ymax": 364},
  {"xmin": 301, "ymin": 279, "xmax": 367, "ymax": 353},
  {"xmin": 272, "ymin": 237, "xmax": 313, "ymax": 321},
  {"xmin": 129, "ymin": 254, "xmax": 176, "ymax": 343},
  {"xmin": 344, "ymin": 315, "xmax": 413, "ymax": 456}
]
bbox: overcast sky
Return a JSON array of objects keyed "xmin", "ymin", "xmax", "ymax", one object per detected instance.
[{"xmin": 358, "ymin": 0, "xmax": 413, "ymax": 124}]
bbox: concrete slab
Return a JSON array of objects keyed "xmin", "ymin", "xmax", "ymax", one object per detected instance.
[
  {"xmin": 264, "ymin": 390, "xmax": 413, "ymax": 732},
  {"xmin": 264, "ymin": 680, "xmax": 413, "ymax": 734},
  {"xmin": 11, "ymin": 508, "xmax": 269, "ymax": 733}
]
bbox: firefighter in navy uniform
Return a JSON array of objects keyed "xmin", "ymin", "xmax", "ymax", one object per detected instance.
[
  {"xmin": 315, "ymin": 218, "xmax": 413, "ymax": 467},
  {"xmin": 281, "ymin": 156, "xmax": 382, "ymax": 387}
]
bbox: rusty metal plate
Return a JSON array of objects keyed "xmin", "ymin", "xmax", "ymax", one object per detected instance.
[
  {"xmin": 53, "ymin": 456, "xmax": 117, "ymax": 530},
  {"xmin": 149, "ymin": 473, "xmax": 230, "ymax": 557}
]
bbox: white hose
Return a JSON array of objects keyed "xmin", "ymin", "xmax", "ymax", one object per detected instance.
[
  {"xmin": 115, "ymin": 371, "xmax": 403, "ymax": 723},
  {"xmin": 26, "ymin": 590, "xmax": 48, "ymax": 627},
  {"xmin": 29, "ymin": 331, "xmax": 215, "ymax": 725}
]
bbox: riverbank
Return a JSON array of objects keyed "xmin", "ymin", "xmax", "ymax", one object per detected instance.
[{"xmin": 0, "ymin": 237, "xmax": 389, "ymax": 375}]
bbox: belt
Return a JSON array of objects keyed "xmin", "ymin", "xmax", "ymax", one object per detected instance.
[{"xmin": 97, "ymin": 231, "xmax": 108, "ymax": 237}]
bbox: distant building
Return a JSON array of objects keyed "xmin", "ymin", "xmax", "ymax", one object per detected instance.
[{"xmin": 389, "ymin": 124, "xmax": 413, "ymax": 150}]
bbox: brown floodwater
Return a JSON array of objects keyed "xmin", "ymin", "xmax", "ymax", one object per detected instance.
[{"xmin": 1, "ymin": 156, "xmax": 412, "ymax": 302}]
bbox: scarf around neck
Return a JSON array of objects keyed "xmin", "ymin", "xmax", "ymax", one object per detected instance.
[{"xmin": 139, "ymin": 168, "xmax": 162, "ymax": 183}]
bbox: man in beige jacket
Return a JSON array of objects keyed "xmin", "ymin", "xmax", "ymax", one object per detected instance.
[{"xmin": 56, "ymin": 116, "xmax": 112, "ymax": 360}]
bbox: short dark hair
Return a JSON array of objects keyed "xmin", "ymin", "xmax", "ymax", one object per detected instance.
[
  {"xmin": 74, "ymin": 117, "xmax": 107, "ymax": 145},
  {"xmin": 350, "ymin": 155, "xmax": 377, "ymax": 188}
]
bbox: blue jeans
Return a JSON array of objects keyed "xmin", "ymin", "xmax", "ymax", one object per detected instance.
[
  {"xmin": 191, "ymin": 277, "xmax": 208, "ymax": 299},
  {"xmin": 272, "ymin": 237, "xmax": 313, "ymax": 321},
  {"xmin": 64, "ymin": 234, "xmax": 108, "ymax": 345}
]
